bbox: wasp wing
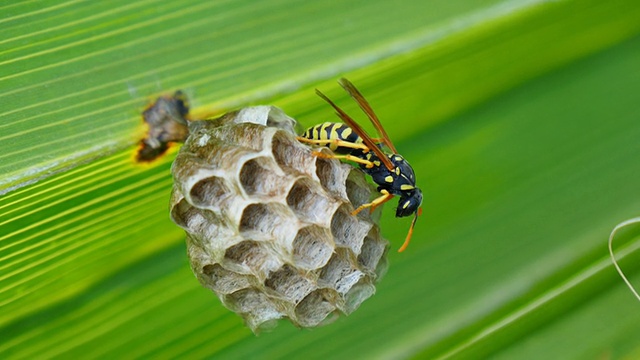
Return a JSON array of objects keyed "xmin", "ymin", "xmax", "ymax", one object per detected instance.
[
  {"xmin": 338, "ymin": 78, "xmax": 398, "ymax": 154},
  {"xmin": 315, "ymin": 89, "xmax": 395, "ymax": 171}
]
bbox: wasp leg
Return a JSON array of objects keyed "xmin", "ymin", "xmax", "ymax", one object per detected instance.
[
  {"xmin": 296, "ymin": 137, "xmax": 370, "ymax": 152},
  {"xmin": 369, "ymin": 191, "xmax": 394, "ymax": 213},
  {"xmin": 296, "ymin": 136, "xmax": 369, "ymax": 152},
  {"xmin": 352, "ymin": 190, "xmax": 394, "ymax": 215},
  {"xmin": 296, "ymin": 136, "xmax": 382, "ymax": 150},
  {"xmin": 311, "ymin": 151, "xmax": 375, "ymax": 168}
]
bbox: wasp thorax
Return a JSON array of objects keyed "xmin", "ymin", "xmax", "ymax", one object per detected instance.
[{"xmin": 169, "ymin": 105, "xmax": 389, "ymax": 333}]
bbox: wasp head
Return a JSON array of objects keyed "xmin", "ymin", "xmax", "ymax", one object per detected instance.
[{"xmin": 396, "ymin": 188, "xmax": 422, "ymax": 218}]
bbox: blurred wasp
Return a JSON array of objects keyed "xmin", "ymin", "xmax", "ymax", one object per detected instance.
[{"xmin": 298, "ymin": 78, "xmax": 422, "ymax": 252}]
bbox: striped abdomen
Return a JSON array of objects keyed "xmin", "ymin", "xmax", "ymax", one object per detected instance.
[{"xmin": 301, "ymin": 122, "xmax": 363, "ymax": 153}]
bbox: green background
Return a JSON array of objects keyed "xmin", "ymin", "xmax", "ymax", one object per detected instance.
[{"xmin": 2, "ymin": 0, "xmax": 640, "ymax": 358}]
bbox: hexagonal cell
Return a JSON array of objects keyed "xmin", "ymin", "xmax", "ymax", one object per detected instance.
[
  {"xmin": 239, "ymin": 203, "xmax": 295, "ymax": 242},
  {"xmin": 239, "ymin": 157, "xmax": 289, "ymax": 198},
  {"xmin": 169, "ymin": 195, "xmax": 195, "ymax": 230},
  {"xmin": 330, "ymin": 205, "xmax": 373, "ymax": 254},
  {"xmin": 357, "ymin": 232, "xmax": 389, "ymax": 274},
  {"xmin": 172, "ymin": 199, "xmax": 235, "ymax": 250},
  {"xmin": 272, "ymin": 131, "xmax": 316, "ymax": 177},
  {"xmin": 286, "ymin": 178, "xmax": 340, "ymax": 226},
  {"xmin": 263, "ymin": 106, "xmax": 297, "ymax": 133},
  {"xmin": 292, "ymin": 225, "xmax": 334, "ymax": 271},
  {"xmin": 224, "ymin": 240, "xmax": 282, "ymax": 280},
  {"xmin": 171, "ymin": 198, "xmax": 210, "ymax": 232},
  {"xmin": 186, "ymin": 237, "xmax": 222, "ymax": 276},
  {"xmin": 319, "ymin": 250, "xmax": 365, "ymax": 295},
  {"xmin": 182, "ymin": 139, "xmax": 253, "ymax": 172},
  {"xmin": 343, "ymin": 278, "xmax": 376, "ymax": 315},
  {"xmin": 201, "ymin": 263, "xmax": 253, "ymax": 295},
  {"xmin": 315, "ymin": 157, "xmax": 349, "ymax": 198},
  {"xmin": 189, "ymin": 175, "xmax": 232, "ymax": 208},
  {"xmin": 171, "ymin": 150, "xmax": 216, "ymax": 191},
  {"xmin": 295, "ymin": 289, "xmax": 340, "ymax": 327},
  {"xmin": 224, "ymin": 288, "xmax": 283, "ymax": 332},
  {"xmin": 345, "ymin": 170, "xmax": 374, "ymax": 212},
  {"xmin": 209, "ymin": 122, "xmax": 268, "ymax": 151},
  {"xmin": 264, "ymin": 265, "xmax": 316, "ymax": 305}
]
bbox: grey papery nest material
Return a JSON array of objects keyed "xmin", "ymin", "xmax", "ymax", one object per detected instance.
[{"xmin": 168, "ymin": 106, "xmax": 388, "ymax": 332}]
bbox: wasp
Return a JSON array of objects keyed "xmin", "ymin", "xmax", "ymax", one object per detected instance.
[{"xmin": 298, "ymin": 78, "xmax": 422, "ymax": 252}]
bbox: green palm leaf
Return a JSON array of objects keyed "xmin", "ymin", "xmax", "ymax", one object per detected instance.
[{"xmin": 2, "ymin": 0, "xmax": 640, "ymax": 358}]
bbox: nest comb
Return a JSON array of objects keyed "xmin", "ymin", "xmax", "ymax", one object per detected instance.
[{"xmin": 159, "ymin": 101, "xmax": 389, "ymax": 332}]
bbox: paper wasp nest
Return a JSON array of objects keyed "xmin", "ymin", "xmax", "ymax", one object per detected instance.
[{"xmin": 169, "ymin": 106, "xmax": 389, "ymax": 332}]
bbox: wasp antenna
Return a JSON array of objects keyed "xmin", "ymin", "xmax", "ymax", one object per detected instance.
[{"xmin": 398, "ymin": 208, "xmax": 421, "ymax": 253}]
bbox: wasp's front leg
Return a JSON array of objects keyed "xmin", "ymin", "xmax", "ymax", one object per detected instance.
[{"xmin": 352, "ymin": 190, "xmax": 394, "ymax": 215}]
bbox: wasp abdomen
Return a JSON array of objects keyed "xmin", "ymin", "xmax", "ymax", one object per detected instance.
[{"xmin": 301, "ymin": 122, "xmax": 363, "ymax": 154}]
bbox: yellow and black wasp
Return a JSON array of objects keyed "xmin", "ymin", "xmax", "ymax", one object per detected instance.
[{"xmin": 298, "ymin": 78, "xmax": 422, "ymax": 252}]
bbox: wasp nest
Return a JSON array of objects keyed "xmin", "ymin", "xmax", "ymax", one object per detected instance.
[{"xmin": 169, "ymin": 106, "xmax": 389, "ymax": 332}]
